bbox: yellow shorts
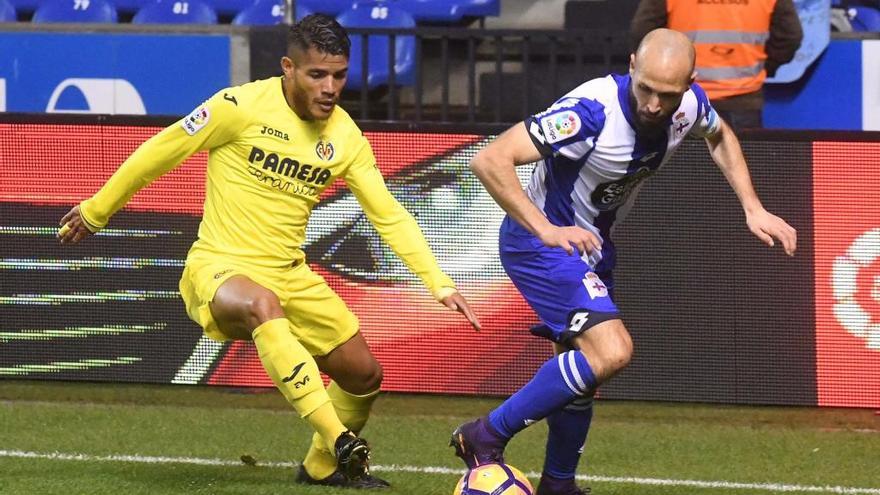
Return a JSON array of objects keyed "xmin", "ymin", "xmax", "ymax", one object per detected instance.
[{"xmin": 178, "ymin": 256, "xmax": 359, "ymax": 357}]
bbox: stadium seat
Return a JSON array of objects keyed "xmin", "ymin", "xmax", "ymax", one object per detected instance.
[
  {"xmin": 109, "ymin": 0, "xmax": 152, "ymax": 15},
  {"xmin": 32, "ymin": 0, "xmax": 118, "ymax": 22},
  {"xmin": 232, "ymin": 0, "xmax": 312, "ymax": 25},
  {"xmin": 0, "ymin": 0, "xmax": 16, "ymax": 20},
  {"xmin": 395, "ymin": 0, "xmax": 463, "ymax": 23},
  {"xmin": 849, "ymin": 6, "xmax": 880, "ymax": 30},
  {"xmin": 299, "ymin": 0, "xmax": 352, "ymax": 16},
  {"xmin": 337, "ymin": 0, "xmax": 416, "ymax": 90},
  {"xmin": 207, "ymin": 0, "xmax": 251, "ymax": 16},
  {"xmin": 132, "ymin": 0, "xmax": 217, "ymax": 23},
  {"xmin": 395, "ymin": 0, "xmax": 499, "ymax": 23},
  {"xmin": 457, "ymin": 0, "xmax": 498, "ymax": 17},
  {"xmin": 6, "ymin": 0, "xmax": 39, "ymax": 15}
]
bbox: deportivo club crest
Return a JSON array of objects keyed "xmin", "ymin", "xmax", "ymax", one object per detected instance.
[
  {"xmin": 673, "ymin": 111, "xmax": 690, "ymax": 136},
  {"xmin": 316, "ymin": 140, "xmax": 334, "ymax": 161}
]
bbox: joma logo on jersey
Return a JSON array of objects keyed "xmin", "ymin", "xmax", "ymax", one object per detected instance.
[
  {"xmin": 248, "ymin": 146, "xmax": 332, "ymax": 185},
  {"xmin": 260, "ymin": 125, "xmax": 289, "ymax": 141}
]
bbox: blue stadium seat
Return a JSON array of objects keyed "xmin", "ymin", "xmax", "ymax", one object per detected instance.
[
  {"xmin": 109, "ymin": 0, "xmax": 151, "ymax": 15},
  {"xmin": 208, "ymin": 0, "xmax": 250, "ymax": 16},
  {"xmin": 232, "ymin": 0, "xmax": 312, "ymax": 25},
  {"xmin": 457, "ymin": 0, "xmax": 498, "ymax": 17},
  {"xmin": 337, "ymin": 0, "xmax": 416, "ymax": 90},
  {"xmin": 395, "ymin": 0, "xmax": 462, "ymax": 22},
  {"xmin": 32, "ymin": 0, "xmax": 117, "ymax": 22},
  {"xmin": 849, "ymin": 6, "xmax": 880, "ymax": 30},
  {"xmin": 299, "ymin": 0, "xmax": 352, "ymax": 16},
  {"xmin": 0, "ymin": 0, "xmax": 16, "ymax": 20},
  {"xmin": 394, "ymin": 0, "xmax": 499, "ymax": 23},
  {"xmin": 6, "ymin": 0, "xmax": 39, "ymax": 15},
  {"xmin": 133, "ymin": 0, "xmax": 217, "ymax": 23}
]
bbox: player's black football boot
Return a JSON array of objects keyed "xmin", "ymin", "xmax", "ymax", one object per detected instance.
[
  {"xmin": 334, "ymin": 430, "xmax": 372, "ymax": 479},
  {"xmin": 535, "ymin": 473, "xmax": 591, "ymax": 495},
  {"xmin": 449, "ymin": 417, "xmax": 508, "ymax": 469},
  {"xmin": 295, "ymin": 465, "xmax": 391, "ymax": 489}
]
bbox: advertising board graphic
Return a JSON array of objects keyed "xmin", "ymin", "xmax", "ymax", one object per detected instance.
[
  {"xmin": 814, "ymin": 142, "xmax": 880, "ymax": 407},
  {"xmin": 1, "ymin": 120, "xmax": 878, "ymax": 406},
  {"xmin": 0, "ymin": 33, "xmax": 230, "ymax": 115}
]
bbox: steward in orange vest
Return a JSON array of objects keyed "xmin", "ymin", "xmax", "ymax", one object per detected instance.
[{"xmin": 631, "ymin": 0, "xmax": 802, "ymax": 128}]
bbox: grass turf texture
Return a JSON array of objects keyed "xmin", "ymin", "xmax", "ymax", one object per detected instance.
[{"xmin": 0, "ymin": 380, "xmax": 878, "ymax": 495}]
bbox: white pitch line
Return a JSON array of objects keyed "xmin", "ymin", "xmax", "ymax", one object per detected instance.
[{"xmin": 0, "ymin": 450, "xmax": 878, "ymax": 494}]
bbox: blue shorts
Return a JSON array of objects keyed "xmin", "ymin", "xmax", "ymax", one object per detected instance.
[{"xmin": 500, "ymin": 216, "xmax": 620, "ymax": 345}]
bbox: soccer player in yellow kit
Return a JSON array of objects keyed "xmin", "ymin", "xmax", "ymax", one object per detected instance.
[{"xmin": 57, "ymin": 14, "xmax": 481, "ymax": 489}]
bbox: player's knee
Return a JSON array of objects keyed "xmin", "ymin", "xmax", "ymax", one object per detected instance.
[
  {"xmin": 342, "ymin": 359, "xmax": 383, "ymax": 395},
  {"xmin": 242, "ymin": 288, "xmax": 284, "ymax": 331},
  {"xmin": 363, "ymin": 362, "xmax": 383, "ymax": 392},
  {"xmin": 608, "ymin": 331, "xmax": 633, "ymax": 373},
  {"xmin": 357, "ymin": 360, "xmax": 383, "ymax": 394}
]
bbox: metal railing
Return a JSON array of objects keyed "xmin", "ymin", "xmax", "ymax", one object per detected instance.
[{"xmin": 338, "ymin": 27, "xmax": 632, "ymax": 124}]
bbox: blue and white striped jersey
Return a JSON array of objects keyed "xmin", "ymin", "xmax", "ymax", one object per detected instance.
[{"xmin": 521, "ymin": 73, "xmax": 720, "ymax": 273}]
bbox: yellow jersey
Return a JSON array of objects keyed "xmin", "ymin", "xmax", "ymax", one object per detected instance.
[{"xmin": 80, "ymin": 77, "xmax": 455, "ymax": 299}]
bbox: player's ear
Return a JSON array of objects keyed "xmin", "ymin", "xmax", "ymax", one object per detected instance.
[
  {"xmin": 629, "ymin": 53, "xmax": 636, "ymax": 76},
  {"xmin": 689, "ymin": 70, "xmax": 697, "ymax": 85},
  {"xmin": 281, "ymin": 56, "xmax": 294, "ymax": 78}
]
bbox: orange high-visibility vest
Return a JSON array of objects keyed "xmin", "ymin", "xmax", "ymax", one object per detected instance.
[{"xmin": 667, "ymin": 0, "xmax": 776, "ymax": 100}]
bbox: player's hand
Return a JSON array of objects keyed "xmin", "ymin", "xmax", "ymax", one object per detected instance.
[
  {"xmin": 57, "ymin": 205, "xmax": 95, "ymax": 245},
  {"xmin": 441, "ymin": 291, "xmax": 482, "ymax": 331},
  {"xmin": 538, "ymin": 225, "xmax": 602, "ymax": 256},
  {"xmin": 746, "ymin": 208, "xmax": 797, "ymax": 256}
]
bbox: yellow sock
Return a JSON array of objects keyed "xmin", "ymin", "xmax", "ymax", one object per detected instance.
[
  {"xmin": 305, "ymin": 401, "xmax": 348, "ymax": 453},
  {"xmin": 252, "ymin": 319, "xmax": 346, "ymax": 450},
  {"xmin": 303, "ymin": 381, "xmax": 380, "ymax": 480}
]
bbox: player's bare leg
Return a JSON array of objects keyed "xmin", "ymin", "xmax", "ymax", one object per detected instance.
[
  {"xmin": 568, "ymin": 319, "xmax": 633, "ymax": 382},
  {"xmin": 314, "ymin": 332, "xmax": 383, "ymax": 395},
  {"xmin": 211, "ymin": 276, "xmax": 372, "ymax": 480}
]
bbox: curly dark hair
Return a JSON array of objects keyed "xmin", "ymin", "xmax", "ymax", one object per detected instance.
[{"xmin": 287, "ymin": 14, "xmax": 351, "ymax": 58}]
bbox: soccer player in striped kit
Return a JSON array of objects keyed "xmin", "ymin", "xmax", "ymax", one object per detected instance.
[{"xmin": 451, "ymin": 29, "xmax": 796, "ymax": 495}]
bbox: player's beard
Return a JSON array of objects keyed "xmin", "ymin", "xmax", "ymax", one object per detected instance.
[{"xmin": 628, "ymin": 86, "xmax": 669, "ymax": 136}]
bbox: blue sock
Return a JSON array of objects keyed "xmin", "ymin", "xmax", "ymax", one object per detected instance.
[
  {"xmin": 488, "ymin": 350, "xmax": 596, "ymax": 439},
  {"xmin": 543, "ymin": 395, "xmax": 594, "ymax": 479}
]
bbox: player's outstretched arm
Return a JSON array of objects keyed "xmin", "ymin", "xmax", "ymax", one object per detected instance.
[
  {"xmin": 704, "ymin": 118, "xmax": 797, "ymax": 256},
  {"xmin": 57, "ymin": 88, "xmax": 247, "ymax": 244},
  {"xmin": 470, "ymin": 122, "xmax": 601, "ymax": 256},
  {"xmin": 345, "ymin": 141, "xmax": 481, "ymax": 331}
]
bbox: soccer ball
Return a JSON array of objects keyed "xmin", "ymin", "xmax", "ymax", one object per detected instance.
[{"xmin": 453, "ymin": 463, "xmax": 534, "ymax": 495}]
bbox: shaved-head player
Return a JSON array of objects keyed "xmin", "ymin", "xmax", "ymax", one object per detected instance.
[{"xmin": 450, "ymin": 28, "xmax": 796, "ymax": 495}]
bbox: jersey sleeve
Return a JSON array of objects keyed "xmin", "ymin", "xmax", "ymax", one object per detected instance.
[
  {"xmin": 343, "ymin": 133, "xmax": 457, "ymax": 300},
  {"xmin": 688, "ymin": 83, "xmax": 721, "ymax": 139},
  {"xmin": 525, "ymin": 96, "xmax": 607, "ymax": 161},
  {"xmin": 79, "ymin": 88, "xmax": 250, "ymax": 231}
]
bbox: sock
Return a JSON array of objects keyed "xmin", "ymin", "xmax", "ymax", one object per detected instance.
[
  {"xmin": 488, "ymin": 350, "xmax": 596, "ymax": 439},
  {"xmin": 252, "ymin": 319, "xmax": 346, "ymax": 453},
  {"xmin": 543, "ymin": 395, "xmax": 594, "ymax": 479},
  {"xmin": 303, "ymin": 382, "xmax": 381, "ymax": 480}
]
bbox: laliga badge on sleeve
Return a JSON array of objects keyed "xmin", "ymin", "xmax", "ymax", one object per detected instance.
[
  {"xmin": 541, "ymin": 110, "xmax": 581, "ymax": 144},
  {"xmin": 182, "ymin": 105, "xmax": 210, "ymax": 136}
]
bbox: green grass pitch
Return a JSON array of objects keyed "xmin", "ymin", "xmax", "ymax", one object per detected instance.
[{"xmin": 0, "ymin": 380, "xmax": 878, "ymax": 494}]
